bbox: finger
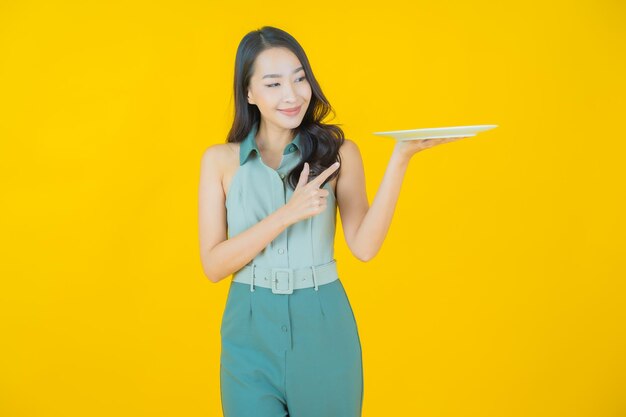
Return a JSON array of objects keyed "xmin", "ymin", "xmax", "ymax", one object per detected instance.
[
  {"xmin": 296, "ymin": 162, "xmax": 309, "ymax": 189},
  {"xmin": 309, "ymin": 161, "xmax": 340, "ymax": 188}
]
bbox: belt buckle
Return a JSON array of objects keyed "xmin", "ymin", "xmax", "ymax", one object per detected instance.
[{"xmin": 270, "ymin": 267, "xmax": 294, "ymax": 294}]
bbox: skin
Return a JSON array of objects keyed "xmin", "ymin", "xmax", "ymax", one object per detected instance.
[{"xmin": 198, "ymin": 46, "xmax": 470, "ymax": 282}]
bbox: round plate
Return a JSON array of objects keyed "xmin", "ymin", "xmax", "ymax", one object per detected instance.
[{"xmin": 373, "ymin": 124, "xmax": 498, "ymax": 141}]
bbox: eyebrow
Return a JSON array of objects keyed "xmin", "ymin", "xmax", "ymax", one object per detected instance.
[{"xmin": 262, "ymin": 66, "xmax": 305, "ymax": 79}]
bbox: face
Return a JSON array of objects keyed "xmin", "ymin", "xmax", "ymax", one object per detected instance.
[{"xmin": 247, "ymin": 47, "xmax": 312, "ymax": 130}]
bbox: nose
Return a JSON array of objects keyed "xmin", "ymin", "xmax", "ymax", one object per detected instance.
[{"xmin": 282, "ymin": 82, "xmax": 297, "ymax": 102}]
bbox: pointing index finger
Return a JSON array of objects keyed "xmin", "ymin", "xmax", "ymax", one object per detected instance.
[{"xmin": 310, "ymin": 161, "xmax": 340, "ymax": 188}]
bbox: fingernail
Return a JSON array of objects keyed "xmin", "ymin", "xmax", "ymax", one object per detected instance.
[{"xmin": 334, "ymin": 162, "xmax": 340, "ymax": 166}]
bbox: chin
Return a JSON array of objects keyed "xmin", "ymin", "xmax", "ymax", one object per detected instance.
[{"xmin": 278, "ymin": 117, "xmax": 304, "ymax": 129}]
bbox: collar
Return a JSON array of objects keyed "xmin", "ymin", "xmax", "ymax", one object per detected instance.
[{"xmin": 240, "ymin": 121, "xmax": 303, "ymax": 165}]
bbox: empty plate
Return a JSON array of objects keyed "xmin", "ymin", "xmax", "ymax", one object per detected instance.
[{"xmin": 373, "ymin": 124, "xmax": 498, "ymax": 140}]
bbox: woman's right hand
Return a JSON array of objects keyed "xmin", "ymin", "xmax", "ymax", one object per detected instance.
[{"xmin": 281, "ymin": 161, "xmax": 340, "ymax": 226}]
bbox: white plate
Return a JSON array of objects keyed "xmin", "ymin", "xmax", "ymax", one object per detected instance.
[{"xmin": 373, "ymin": 124, "xmax": 498, "ymax": 141}]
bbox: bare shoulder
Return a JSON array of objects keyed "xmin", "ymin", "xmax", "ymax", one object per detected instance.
[
  {"xmin": 338, "ymin": 139, "xmax": 363, "ymax": 174},
  {"xmin": 200, "ymin": 143, "xmax": 239, "ymax": 176},
  {"xmin": 339, "ymin": 138, "xmax": 359, "ymax": 154}
]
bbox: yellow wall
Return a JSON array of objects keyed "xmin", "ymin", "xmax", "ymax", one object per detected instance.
[{"xmin": 1, "ymin": 1, "xmax": 624, "ymax": 416}]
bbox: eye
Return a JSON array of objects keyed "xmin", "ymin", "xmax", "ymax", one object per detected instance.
[{"xmin": 265, "ymin": 76, "xmax": 307, "ymax": 88}]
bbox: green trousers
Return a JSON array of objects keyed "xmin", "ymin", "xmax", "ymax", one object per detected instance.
[{"xmin": 220, "ymin": 278, "xmax": 364, "ymax": 417}]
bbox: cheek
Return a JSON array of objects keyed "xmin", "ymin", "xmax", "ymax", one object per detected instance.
[
  {"xmin": 256, "ymin": 91, "xmax": 279, "ymax": 107},
  {"xmin": 299, "ymin": 83, "xmax": 312, "ymax": 100}
]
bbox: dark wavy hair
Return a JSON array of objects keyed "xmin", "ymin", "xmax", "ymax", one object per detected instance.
[{"xmin": 225, "ymin": 26, "xmax": 344, "ymax": 190}]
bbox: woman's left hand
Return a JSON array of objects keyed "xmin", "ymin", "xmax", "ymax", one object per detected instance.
[{"xmin": 393, "ymin": 135, "xmax": 471, "ymax": 161}]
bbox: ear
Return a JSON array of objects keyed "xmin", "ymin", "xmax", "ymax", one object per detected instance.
[{"xmin": 247, "ymin": 90, "xmax": 254, "ymax": 105}]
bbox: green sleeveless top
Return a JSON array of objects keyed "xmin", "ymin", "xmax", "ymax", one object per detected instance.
[{"xmin": 225, "ymin": 121, "xmax": 337, "ymax": 270}]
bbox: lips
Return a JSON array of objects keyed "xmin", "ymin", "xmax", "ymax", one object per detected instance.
[{"xmin": 278, "ymin": 105, "xmax": 302, "ymax": 114}]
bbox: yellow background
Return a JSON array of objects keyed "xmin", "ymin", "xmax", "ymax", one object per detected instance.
[{"xmin": 1, "ymin": 1, "xmax": 625, "ymax": 416}]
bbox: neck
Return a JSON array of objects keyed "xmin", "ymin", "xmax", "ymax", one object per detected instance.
[{"xmin": 256, "ymin": 120, "xmax": 295, "ymax": 152}]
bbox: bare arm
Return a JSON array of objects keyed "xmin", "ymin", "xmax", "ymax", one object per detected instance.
[
  {"xmin": 198, "ymin": 145, "xmax": 290, "ymax": 283},
  {"xmin": 336, "ymin": 140, "xmax": 410, "ymax": 262},
  {"xmin": 337, "ymin": 136, "xmax": 466, "ymax": 262}
]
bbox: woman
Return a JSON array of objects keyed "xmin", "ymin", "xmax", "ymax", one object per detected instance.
[{"xmin": 198, "ymin": 26, "xmax": 464, "ymax": 417}]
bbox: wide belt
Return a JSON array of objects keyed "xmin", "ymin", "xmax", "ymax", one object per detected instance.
[{"xmin": 232, "ymin": 259, "xmax": 338, "ymax": 294}]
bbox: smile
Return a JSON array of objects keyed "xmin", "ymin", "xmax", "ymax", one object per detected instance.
[{"xmin": 278, "ymin": 105, "xmax": 302, "ymax": 116}]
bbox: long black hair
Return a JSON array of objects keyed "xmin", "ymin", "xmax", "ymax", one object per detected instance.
[{"xmin": 225, "ymin": 26, "xmax": 344, "ymax": 190}]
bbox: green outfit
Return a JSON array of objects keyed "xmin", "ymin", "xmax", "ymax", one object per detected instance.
[{"xmin": 220, "ymin": 121, "xmax": 364, "ymax": 416}]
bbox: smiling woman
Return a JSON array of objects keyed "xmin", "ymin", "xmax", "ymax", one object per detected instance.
[
  {"xmin": 228, "ymin": 32, "xmax": 345, "ymax": 189},
  {"xmin": 198, "ymin": 24, "xmax": 472, "ymax": 417},
  {"xmin": 200, "ymin": 26, "xmax": 364, "ymax": 417}
]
